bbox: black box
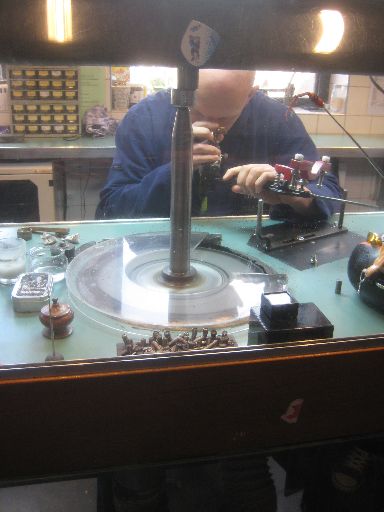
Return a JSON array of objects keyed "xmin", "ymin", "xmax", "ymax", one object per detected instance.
[
  {"xmin": 260, "ymin": 291, "xmax": 298, "ymax": 327},
  {"xmin": 249, "ymin": 302, "xmax": 334, "ymax": 344}
]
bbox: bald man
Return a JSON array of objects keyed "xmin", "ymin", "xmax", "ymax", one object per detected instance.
[{"xmin": 96, "ymin": 69, "xmax": 342, "ymax": 220}]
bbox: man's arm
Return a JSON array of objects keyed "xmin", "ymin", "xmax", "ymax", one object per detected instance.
[
  {"xmin": 223, "ymin": 107, "xmax": 343, "ymax": 220},
  {"xmin": 222, "ymin": 163, "xmax": 322, "ymax": 217},
  {"xmin": 96, "ymin": 95, "xmax": 173, "ymax": 220},
  {"xmin": 96, "ymin": 103, "xmax": 224, "ymax": 220}
]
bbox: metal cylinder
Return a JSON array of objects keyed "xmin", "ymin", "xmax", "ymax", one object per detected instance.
[
  {"xmin": 163, "ymin": 106, "xmax": 195, "ymax": 281},
  {"xmin": 256, "ymin": 199, "xmax": 264, "ymax": 237},
  {"xmin": 338, "ymin": 188, "xmax": 348, "ymax": 229},
  {"xmin": 162, "ymin": 65, "xmax": 198, "ymax": 283},
  {"xmin": 335, "ymin": 280, "xmax": 343, "ymax": 294}
]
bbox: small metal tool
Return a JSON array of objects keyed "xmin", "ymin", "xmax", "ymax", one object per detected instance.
[
  {"xmin": 30, "ymin": 226, "xmax": 70, "ymax": 235},
  {"xmin": 18, "ymin": 226, "xmax": 70, "ymax": 238}
]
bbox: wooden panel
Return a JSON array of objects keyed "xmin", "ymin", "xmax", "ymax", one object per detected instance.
[{"xmin": 1, "ymin": 338, "xmax": 384, "ymax": 484}]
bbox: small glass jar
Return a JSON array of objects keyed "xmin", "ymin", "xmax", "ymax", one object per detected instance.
[
  {"xmin": 13, "ymin": 114, "xmax": 26, "ymax": 123},
  {"xmin": 29, "ymin": 245, "xmax": 68, "ymax": 283},
  {"xmin": 26, "ymin": 90, "xmax": 38, "ymax": 99},
  {"xmin": 65, "ymin": 90, "xmax": 77, "ymax": 100},
  {"xmin": 41, "ymin": 125, "xmax": 52, "ymax": 135},
  {"xmin": 11, "ymin": 90, "xmax": 24, "ymax": 99},
  {"xmin": 66, "ymin": 114, "xmax": 78, "ymax": 123},
  {"xmin": 53, "ymin": 104, "xmax": 64, "ymax": 113},
  {"xmin": 66, "ymin": 104, "xmax": 78, "ymax": 113},
  {"xmin": 52, "ymin": 90, "xmax": 64, "ymax": 99},
  {"xmin": 39, "ymin": 90, "xmax": 51, "ymax": 99},
  {"xmin": 38, "ymin": 79, "xmax": 50, "ymax": 89},
  {"xmin": 53, "ymin": 114, "xmax": 65, "ymax": 123},
  {"xmin": 0, "ymin": 238, "xmax": 27, "ymax": 285},
  {"xmin": 12, "ymin": 104, "xmax": 25, "ymax": 113},
  {"xmin": 64, "ymin": 69, "xmax": 77, "ymax": 79},
  {"xmin": 11, "ymin": 80, "xmax": 23, "ymax": 89},
  {"xmin": 53, "ymin": 124, "xmax": 65, "ymax": 134},
  {"xmin": 25, "ymin": 79, "xmax": 37, "ymax": 89},
  {"xmin": 27, "ymin": 125, "xmax": 40, "ymax": 134},
  {"xmin": 14, "ymin": 124, "xmax": 26, "ymax": 134},
  {"xmin": 66, "ymin": 125, "xmax": 79, "ymax": 135},
  {"xmin": 51, "ymin": 80, "xmax": 64, "ymax": 89},
  {"xmin": 10, "ymin": 69, "xmax": 24, "ymax": 78},
  {"xmin": 39, "ymin": 104, "xmax": 52, "ymax": 113},
  {"xmin": 37, "ymin": 70, "xmax": 50, "ymax": 78}
]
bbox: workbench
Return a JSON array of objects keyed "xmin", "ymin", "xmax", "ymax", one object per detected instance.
[
  {"xmin": 0, "ymin": 134, "xmax": 384, "ymax": 160},
  {"xmin": 1, "ymin": 212, "xmax": 384, "ymax": 485}
]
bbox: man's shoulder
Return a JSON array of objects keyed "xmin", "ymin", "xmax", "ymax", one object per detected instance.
[
  {"xmin": 249, "ymin": 91, "xmax": 289, "ymax": 116},
  {"xmin": 131, "ymin": 89, "xmax": 172, "ymax": 113},
  {"xmin": 117, "ymin": 90, "xmax": 173, "ymax": 131}
]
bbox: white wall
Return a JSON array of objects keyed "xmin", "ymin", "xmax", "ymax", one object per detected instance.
[{"xmin": 298, "ymin": 75, "xmax": 384, "ymax": 135}]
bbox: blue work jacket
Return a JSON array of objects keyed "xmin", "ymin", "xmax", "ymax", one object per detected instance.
[{"xmin": 96, "ymin": 90, "xmax": 342, "ymax": 220}]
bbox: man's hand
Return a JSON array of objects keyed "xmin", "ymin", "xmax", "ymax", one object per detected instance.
[
  {"xmin": 192, "ymin": 121, "xmax": 223, "ymax": 169},
  {"xmin": 223, "ymin": 164, "xmax": 281, "ymax": 204},
  {"xmin": 223, "ymin": 163, "xmax": 318, "ymax": 215}
]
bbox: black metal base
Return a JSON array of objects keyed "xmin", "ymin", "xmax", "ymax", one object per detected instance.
[{"xmin": 248, "ymin": 302, "xmax": 334, "ymax": 345}]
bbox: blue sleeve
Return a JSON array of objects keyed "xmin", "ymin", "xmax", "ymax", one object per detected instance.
[
  {"xmin": 306, "ymin": 172, "xmax": 343, "ymax": 218},
  {"xmin": 95, "ymin": 98, "xmax": 172, "ymax": 219},
  {"xmin": 269, "ymin": 108, "xmax": 344, "ymax": 221}
]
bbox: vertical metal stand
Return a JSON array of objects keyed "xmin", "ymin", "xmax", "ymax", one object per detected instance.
[
  {"xmin": 163, "ymin": 66, "xmax": 198, "ymax": 283},
  {"xmin": 45, "ymin": 295, "xmax": 64, "ymax": 361},
  {"xmin": 338, "ymin": 189, "xmax": 348, "ymax": 229},
  {"xmin": 256, "ymin": 199, "xmax": 264, "ymax": 238}
]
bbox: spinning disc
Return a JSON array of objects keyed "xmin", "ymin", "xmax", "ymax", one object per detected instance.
[{"xmin": 66, "ymin": 233, "xmax": 286, "ymax": 333}]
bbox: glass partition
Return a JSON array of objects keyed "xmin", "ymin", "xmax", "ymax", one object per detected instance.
[
  {"xmin": 0, "ymin": 64, "xmax": 383, "ymax": 368},
  {"xmin": 0, "ymin": 0, "xmax": 383, "ymax": 487}
]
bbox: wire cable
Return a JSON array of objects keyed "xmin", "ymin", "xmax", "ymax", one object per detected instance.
[
  {"xmin": 288, "ymin": 91, "xmax": 384, "ymax": 181},
  {"xmin": 369, "ymin": 75, "xmax": 384, "ymax": 95},
  {"xmin": 321, "ymin": 103, "xmax": 384, "ymax": 181}
]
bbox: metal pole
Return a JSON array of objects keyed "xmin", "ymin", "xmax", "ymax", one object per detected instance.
[
  {"xmin": 256, "ymin": 199, "xmax": 264, "ymax": 238},
  {"xmin": 162, "ymin": 66, "xmax": 198, "ymax": 282},
  {"xmin": 338, "ymin": 188, "xmax": 348, "ymax": 229}
]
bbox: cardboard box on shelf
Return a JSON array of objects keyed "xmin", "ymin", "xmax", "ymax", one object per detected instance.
[{"xmin": 111, "ymin": 84, "xmax": 146, "ymax": 113}]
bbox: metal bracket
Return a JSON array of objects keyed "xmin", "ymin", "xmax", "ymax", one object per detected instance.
[{"xmin": 249, "ymin": 198, "xmax": 348, "ymax": 252}]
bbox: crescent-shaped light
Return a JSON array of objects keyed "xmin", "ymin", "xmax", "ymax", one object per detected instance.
[{"xmin": 314, "ymin": 10, "xmax": 345, "ymax": 54}]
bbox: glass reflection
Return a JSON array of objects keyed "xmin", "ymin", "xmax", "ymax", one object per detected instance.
[
  {"xmin": 0, "ymin": 57, "xmax": 384, "ymax": 364},
  {"xmin": 47, "ymin": 0, "xmax": 73, "ymax": 43},
  {"xmin": 314, "ymin": 10, "xmax": 345, "ymax": 54},
  {"xmin": 66, "ymin": 232, "xmax": 286, "ymax": 334}
]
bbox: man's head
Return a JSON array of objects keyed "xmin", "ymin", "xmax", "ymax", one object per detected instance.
[{"xmin": 192, "ymin": 69, "xmax": 256, "ymax": 131}]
